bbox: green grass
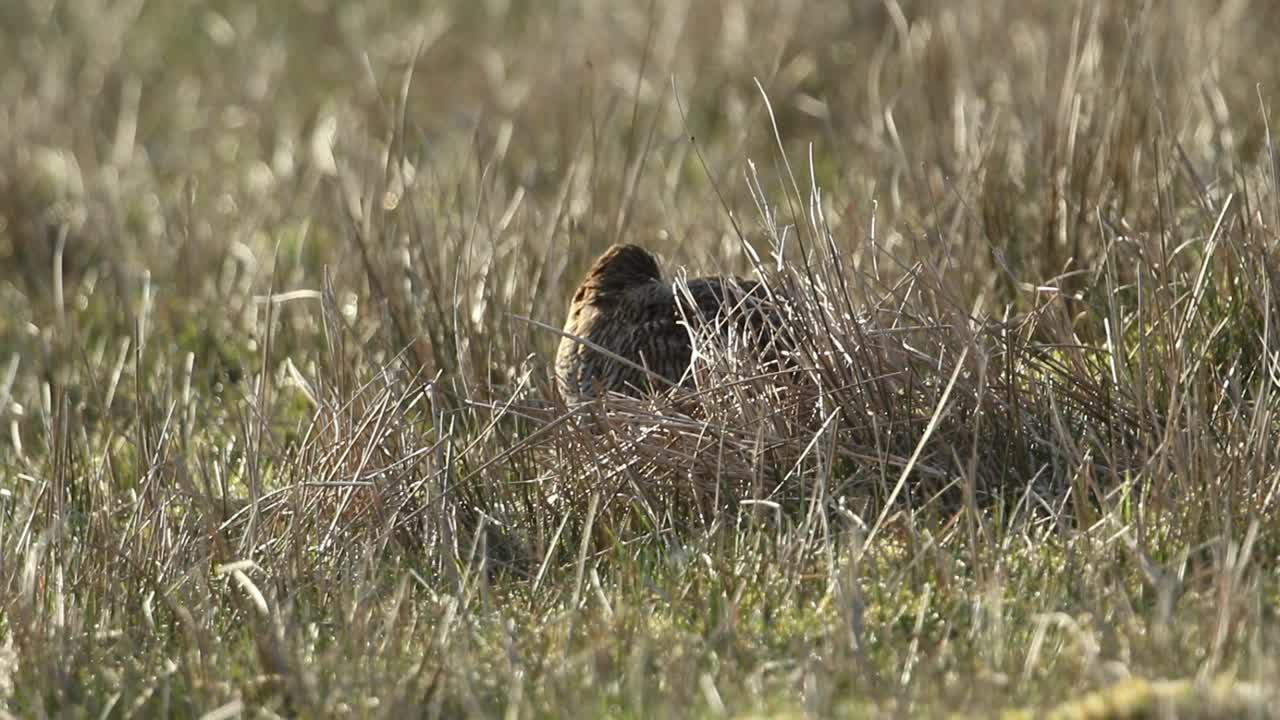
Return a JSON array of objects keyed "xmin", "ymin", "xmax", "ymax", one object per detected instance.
[{"xmin": 3, "ymin": 0, "xmax": 1280, "ymax": 717}]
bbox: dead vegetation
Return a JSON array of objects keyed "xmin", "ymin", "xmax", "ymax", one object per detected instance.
[{"xmin": 2, "ymin": 0, "xmax": 1279, "ymax": 717}]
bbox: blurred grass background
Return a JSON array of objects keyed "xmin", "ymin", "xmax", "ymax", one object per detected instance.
[
  {"xmin": 2, "ymin": 0, "xmax": 1280, "ymax": 717},
  {"xmin": 5, "ymin": 0, "xmax": 1278, "ymax": 378}
]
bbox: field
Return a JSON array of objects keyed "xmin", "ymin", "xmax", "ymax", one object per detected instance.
[{"xmin": 3, "ymin": 0, "xmax": 1280, "ymax": 716}]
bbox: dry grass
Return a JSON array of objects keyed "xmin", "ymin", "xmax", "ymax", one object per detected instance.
[{"xmin": 2, "ymin": 0, "xmax": 1280, "ymax": 717}]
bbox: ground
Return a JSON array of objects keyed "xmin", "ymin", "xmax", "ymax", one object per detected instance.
[{"xmin": 1, "ymin": 0, "xmax": 1279, "ymax": 717}]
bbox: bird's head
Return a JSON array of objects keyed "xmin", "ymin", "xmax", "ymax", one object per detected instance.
[{"xmin": 573, "ymin": 244, "xmax": 663, "ymax": 304}]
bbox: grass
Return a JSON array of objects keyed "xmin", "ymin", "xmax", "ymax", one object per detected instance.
[{"xmin": 2, "ymin": 0, "xmax": 1280, "ymax": 717}]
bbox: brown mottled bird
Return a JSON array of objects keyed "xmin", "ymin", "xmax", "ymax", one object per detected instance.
[{"xmin": 556, "ymin": 244, "xmax": 780, "ymax": 400}]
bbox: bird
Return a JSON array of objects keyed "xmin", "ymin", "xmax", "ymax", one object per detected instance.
[{"xmin": 555, "ymin": 243, "xmax": 782, "ymax": 401}]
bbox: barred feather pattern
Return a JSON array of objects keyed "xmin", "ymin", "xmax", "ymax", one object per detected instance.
[{"xmin": 556, "ymin": 244, "xmax": 781, "ymax": 400}]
